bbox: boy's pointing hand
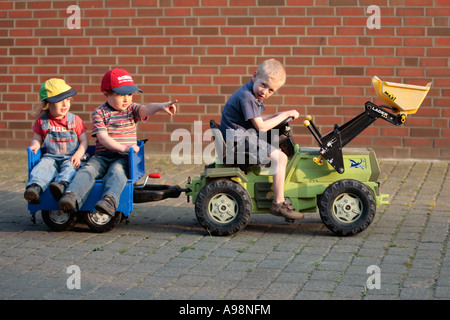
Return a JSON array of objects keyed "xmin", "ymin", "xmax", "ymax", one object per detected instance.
[{"xmin": 163, "ymin": 99, "xmax": 177, "ymax": 116}]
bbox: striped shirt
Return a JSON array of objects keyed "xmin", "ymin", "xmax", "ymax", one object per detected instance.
[{"xmin": 91, "ymin": 101, "xmax": 147, "ymax": 153}]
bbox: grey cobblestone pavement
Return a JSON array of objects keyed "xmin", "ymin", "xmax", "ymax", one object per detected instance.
[{"xmin": 0, "ymin": 149, "xmax": 449, "ymax": 301}]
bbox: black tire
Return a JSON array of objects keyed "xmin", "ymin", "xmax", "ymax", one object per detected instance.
[
  {"xmin": 318, "ymin": 179, "xmax": 376, "ymax": 236},
  {"xmin": 84, "ymin": 211, "xmax": 122, "ymax": 233},
  {"xmin": 195, "ymin": 179, "xmax": 252, "ymax": 236},
  {"xmin": 42, "ymin": 210, "xmax": 77, "ymax": 231}
]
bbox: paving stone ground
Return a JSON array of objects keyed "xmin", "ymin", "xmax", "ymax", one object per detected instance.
[{"xmin": 0, "ymin": 149, "xmax": 449, "ymax": 301}]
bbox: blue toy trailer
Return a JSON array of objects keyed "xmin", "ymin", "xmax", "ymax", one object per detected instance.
[{"xmin": 27, "ymin": 140, "xmax": 187, "ymax": 232}]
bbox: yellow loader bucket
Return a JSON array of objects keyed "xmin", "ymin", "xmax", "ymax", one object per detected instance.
[{"xmin": 372, "ymin": 76, "xmax": 432, "ymax": 115}]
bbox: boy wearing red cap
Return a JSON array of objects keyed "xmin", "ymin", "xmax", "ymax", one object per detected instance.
[{"xmin": 58, "ymin": 69, "xmax": 177, "ymax": 216}]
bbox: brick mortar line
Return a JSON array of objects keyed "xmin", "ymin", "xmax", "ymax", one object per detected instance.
[
  {"xmin": 248, "ymin": 230, "xmax": 313, "ymax": 299},
  {"xmin": 305, "ymin": 237, "xmax": 341, "ymax": 297},
  {"xmin": 79, "ymin": 237, "xmax": 173, "ymax": 298},
  {"xmin": 425, "ymin": 162, "xmax": 449, "ymax": 299},
  {"xmin": 6, "ymin": 231, "xmax": 101, "ymax": 298},
  {"xmin": 198, "ymin": 231, "xmax": 275, "ymax": 299},
  {"xmin": 161, "ymin": 236, "xmax": 239, "ymax": 299},
  {"xmin": 115, "ymin": 232, "xmax": 224, "ymax": 299},
  {"xmin": 392, "ymin": 162, "xmax": 432, "ymax": 298},
  {"xmin": 19, "ymin": 232, "xmax": 136, "ymax": 298},
  {"xmin": 427, "ymin": 162, "xmax": 449, "ymax": 203},
  {"xmin": 111, "ymin": 232, "xmax": 199, "ymax": 297},
  {"xmin": 179, "ymin": 229, "xmax": 295, "ymax": 299},
  {"xmin": 434, "ymin": 222, "xmax": 450, "ymax": 298}
]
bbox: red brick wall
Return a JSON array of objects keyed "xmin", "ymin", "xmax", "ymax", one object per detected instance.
[{"xmin": 1, "ymin": 0, "xmax": 449, "ymax": 159}]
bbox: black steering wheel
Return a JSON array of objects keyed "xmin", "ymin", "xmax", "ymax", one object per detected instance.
[
  {"xmin": 264, "ymin": 116, "xmax": 294, "ymax": 145},
  {"xmin": 274, "ymin": 116, "xmax": 294, "ymax": 137},
  {"xmin": 273, "ymin": 116, "xmax": 293, "ymax": 130}
]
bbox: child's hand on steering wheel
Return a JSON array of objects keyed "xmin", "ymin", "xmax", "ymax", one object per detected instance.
[{"xmin": 288, "ymin": 110, "xmax": 300, "ymax": 120}]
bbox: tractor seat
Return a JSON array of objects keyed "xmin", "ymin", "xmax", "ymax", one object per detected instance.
[
  {"xmin": 209, "ymin": 119, "xmax": 226, "ymax": 163},
  {"xmin": 209, "ymin": 120, "xmax": 254, "ymax": 172}
]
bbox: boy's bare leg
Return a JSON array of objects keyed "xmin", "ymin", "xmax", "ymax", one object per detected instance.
[
  {"xmin": 271, "ymin": 149, "xmax": 287, "ymax": 204},
  {"xmin": 269, "ymin": 149, "xmax": 304, "ymax": 220}
]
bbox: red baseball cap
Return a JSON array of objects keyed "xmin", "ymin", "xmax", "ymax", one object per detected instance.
[{"xmin": 101, "ymin": 68, "xmax": 143, "ymax": 95}]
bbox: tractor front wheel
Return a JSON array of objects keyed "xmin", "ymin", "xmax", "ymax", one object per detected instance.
[{"xmin": 318, "ymin": 179, "xmax": 376, "ymax": 236}]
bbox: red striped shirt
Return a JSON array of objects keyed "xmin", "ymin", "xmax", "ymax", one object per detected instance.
[{"xmin": 91, "ymin": 102, "xmax": 147, "ymax": 153}]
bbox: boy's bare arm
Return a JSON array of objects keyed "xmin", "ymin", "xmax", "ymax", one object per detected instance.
[
  {"xmin": 251, "ymin": 110, "xmax": 299, "ymax": 132},
  {"xmin": 139, "ymin": 100, "xmax": 178, "ymax": 118},
  {"xmin": 261, "ymin": 113, "xmax": 280, "ymax": 121},
  {"xmin": 95, "ymin": 131, "xmax": 139, "ymax": 153}
]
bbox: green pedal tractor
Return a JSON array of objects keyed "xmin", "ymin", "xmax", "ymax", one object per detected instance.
[{"xmin": 186, "ymin": 77, "xmax": 432, "ymax": 236}]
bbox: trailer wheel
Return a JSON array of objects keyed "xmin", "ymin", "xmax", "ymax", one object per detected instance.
[
  {"xmin": 195, "ymin": 179, "xmax": 252, "ymax": 236},
  {"xmin": 84, "ymin": 211, "xmax": 122, "ymax": 233},
  {"xmin": 318, "ymin": 179, "xmax": 376, "ymax": 236},
  {"xmin": 42, "ymin": 210, "xmax": 77, "ymax": 231}
]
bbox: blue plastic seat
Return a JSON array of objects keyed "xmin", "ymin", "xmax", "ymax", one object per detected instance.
[{"xmin": 27, "ymin": 140, "xmax": 146, "ymax": 218}]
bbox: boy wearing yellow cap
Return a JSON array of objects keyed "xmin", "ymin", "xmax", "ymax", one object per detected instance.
[{"xmin": 24, "ymin": 79, "xmax": 88, "ymax": 204}]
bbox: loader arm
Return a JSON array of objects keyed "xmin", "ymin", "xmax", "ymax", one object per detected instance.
[
  {"xmin": 305, "ymin": 101, "xmax": 407, "ymax": 174},
  {"xmin": 304, "ymin": 76, "xmax": 431, "ymax": 174}
]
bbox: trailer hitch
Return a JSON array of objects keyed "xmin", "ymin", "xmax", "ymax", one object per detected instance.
[{"xmin": 133, "ymin": 173, "xmax": 191, "ymax": 203}]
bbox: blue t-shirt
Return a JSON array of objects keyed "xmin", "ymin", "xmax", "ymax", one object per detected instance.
[{"xmin": 220, "ymin": 80, "xmax": 265, "ymax": 141}]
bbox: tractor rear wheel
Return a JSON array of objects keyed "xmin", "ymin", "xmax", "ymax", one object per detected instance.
[{"xmin": 195, "ymin": 179, "xmax": 252, "ymax": 236}]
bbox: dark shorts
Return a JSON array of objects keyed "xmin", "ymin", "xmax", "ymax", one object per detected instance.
[{"xmin": 225, "ymin": 130, "xmax": 277, "ymax": 166}]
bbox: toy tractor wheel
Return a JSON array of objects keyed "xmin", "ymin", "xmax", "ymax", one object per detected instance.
[
  {"xmin": 84, "ymin": 211, "xmax": 122, "ymax": 233},
  {"xmin": 195, "ymin": 179, "xmax": 252, "ymax": 236},
  {"xmin": 318, "ymin": 179, "xmax": 376, "ymax": 236},
  {"xmin": 42, "ymin": 210, "xmax": 77, "ymax": 231}
]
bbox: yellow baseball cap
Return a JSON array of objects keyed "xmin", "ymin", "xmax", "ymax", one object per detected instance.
[{"xmin": 39, "ymin": 78, "xmax": 77, "ymax": 103}]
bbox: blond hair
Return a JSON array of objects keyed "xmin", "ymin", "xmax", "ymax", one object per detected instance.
[
  {"xmin": 255, "ymin": 59, "xmax": 286, "ymax": 85},
  {"xmin": 31, "ymin": 97, "xmax": 73, "ymax": 118},
  {"xmin": 31, "ymin": 101, "xmax": 50, "ymax": 118}
]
